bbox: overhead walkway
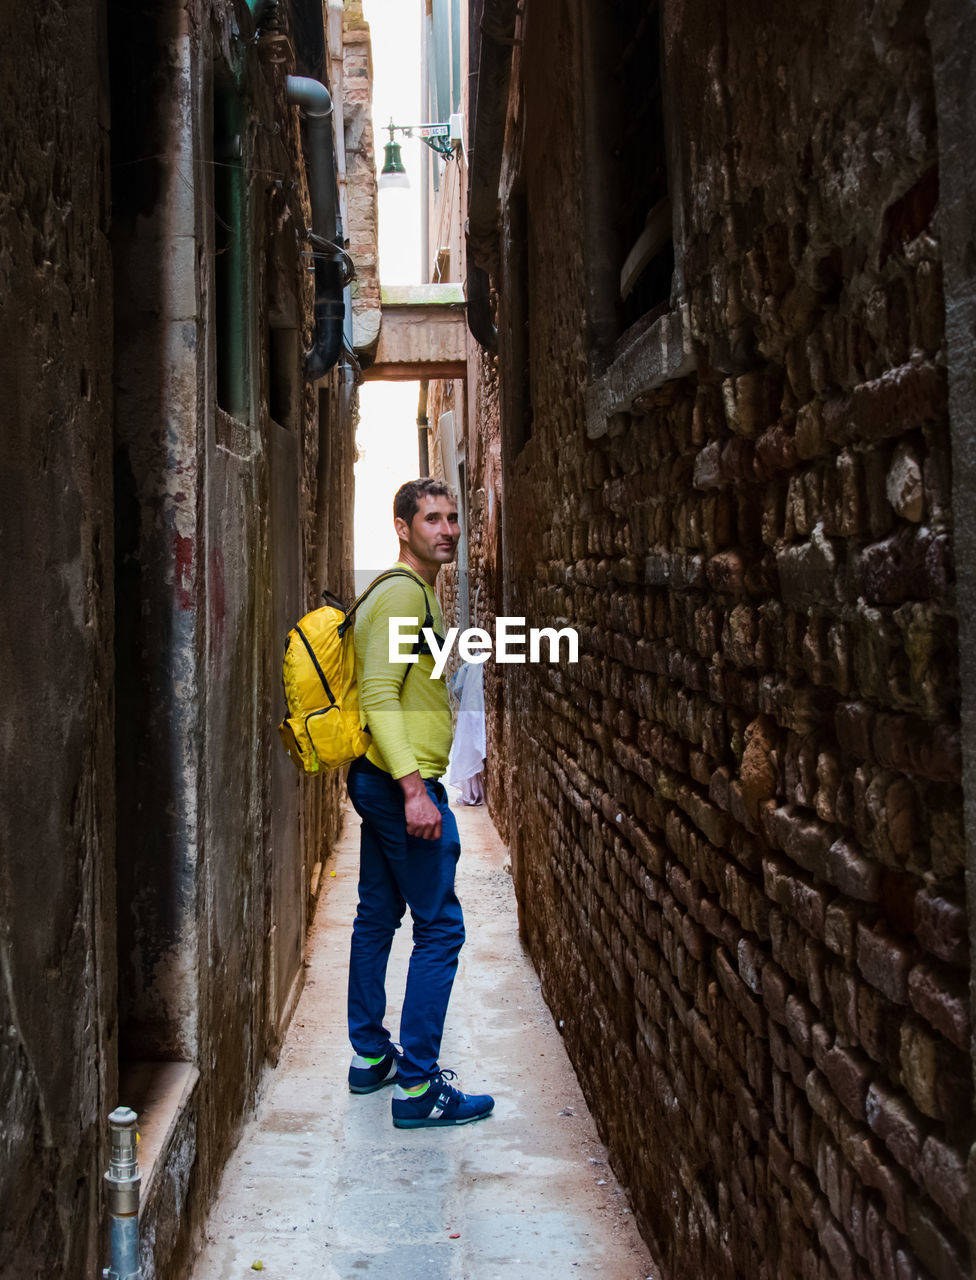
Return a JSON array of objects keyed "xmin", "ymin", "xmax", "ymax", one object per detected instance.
[
  {"xmin": 190, "ymin": 799, "xmax": 657, "ymax": 1279},
  {"xmin": 362, "ymin": 284, "xmax": 468, "ymax": 382}
]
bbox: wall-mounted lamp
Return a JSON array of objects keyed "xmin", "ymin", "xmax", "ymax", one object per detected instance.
[{"xmin": 378, "ymin": 114, "xmax": 463, "ymax": 190}]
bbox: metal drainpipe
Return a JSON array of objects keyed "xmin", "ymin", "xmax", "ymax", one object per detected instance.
[
  {"xmin": 417, "ymin": 381, "xmax": 430, "ymax": 476},
  {"xmin": 102, "ymin": 1108, "xmax": 142, "ymax": 1280},
  {"xmin": 286, "ymin": 75, "xmax": 345, "ymax": 380}
]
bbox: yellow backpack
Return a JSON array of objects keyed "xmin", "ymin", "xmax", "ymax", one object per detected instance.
[{"xmin": 277, "ymin": 570, "xmax": 433, "ymax": 774}]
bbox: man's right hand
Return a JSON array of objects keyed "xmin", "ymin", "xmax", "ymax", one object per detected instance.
[{"xmin": 399, "ymin": 772, "xmax": 442, "ymax": 840}]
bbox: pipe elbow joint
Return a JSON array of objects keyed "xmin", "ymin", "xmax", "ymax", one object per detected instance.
[
  {"xmin": 466, "ymin": 258, "xmax": 497, "ymax": 353},
  {"xmin": 285, "ymin": 75, "xmax": 333, "ymax": 118},
  {"xmin": 305, "ymin": 264, "xmax": 345, "ymax": 381}
]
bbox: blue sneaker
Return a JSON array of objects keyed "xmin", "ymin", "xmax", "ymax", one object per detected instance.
[
  {"xmin": 391, "ymin": 1071, "xmax": 495, "ymax": 1128},
  {"xmin": 348, "ymin": 1048, "xmax": 400, "ymax": 1094}
]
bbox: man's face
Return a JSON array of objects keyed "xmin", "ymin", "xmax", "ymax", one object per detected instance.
[{"xmin": 396, "ymin": 494, "xmax": 460, "ymax": 569}]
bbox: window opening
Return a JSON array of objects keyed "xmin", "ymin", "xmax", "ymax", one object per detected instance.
[
  {"xmin": 269, "ymin": 327, "xmax": 299, "ymax": 430},
  {"xmin": 610, "ymin": 0, "xmax": 673, "ymax": 329}
]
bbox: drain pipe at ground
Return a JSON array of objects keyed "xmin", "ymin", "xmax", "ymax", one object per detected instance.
[{"xmin": 102, "ymin": 1107, "xmax": 142, "ymax": 1280}]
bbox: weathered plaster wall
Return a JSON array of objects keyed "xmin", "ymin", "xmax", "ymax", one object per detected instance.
[
  {"xmin": 0, "ymin": 2, "xmax": 116, "ymax": 1275},
  {"xmin": 109, "ymin": 3, "xmax": 359, "ymax": 1273},
  {"xmin": 1, "ymin": 0, "xmax": 365, "ymax": 1273},
  {"xmin": 110, "ymin": 0, "xmax": 205, "ymax": 1070},
  {"xmin": 488, "ymin": 1, "xmax": 973, "ymax": 1277}
]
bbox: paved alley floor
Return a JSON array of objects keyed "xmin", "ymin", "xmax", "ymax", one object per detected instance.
[{"xmin": 190, "ymin": 798, "xmax": 657, "ymax": 1280}]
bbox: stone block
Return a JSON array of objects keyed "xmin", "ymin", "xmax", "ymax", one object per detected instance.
[
  {"xmin": 823, "ymin": 899, "xmax": 865, "ymax": 965},
  {"xmin": 917, "ymin": 1135, "xmax": 968, "ymax": 1235},
  {"xmin": 776, "ymin": 524, "xmax": 838, "ymax": 609},
  {"xmin": 852, "ymin": 528, "xmax": 951, "ymax": 606},
  {"xmin": 899, "ymin": 1017, "xmax": 972, "ymax": 1122},
  {"xmin": 826, "ymin": 837, "xmax": 881, "ymax": 902},
  {"xmin": 763, "ymin": 857, "xmax": 828, "ymax": 939},
  {"xmin": 852, "ymin": 363, "xmax": 947, "ymax": 443},
  {"xmin": 905, "ymin": 1197, "xmax": 969, "ymax": 1280},
  {"xmin": 872, "ymin": 713, "xmax": 961, "ymax": 784},
  {"xmin": 755, "ymin": 422, "xmax": 798, "ymax": 475},
  {"xmin": 856, "ymin": 921, "xmax": 913, "ymax": 1004},
  {"xmin": 906, "ymin": 961, "xmax": 970, "ymax": 1050},
  {"xmin": 824, "ymin": 963, "xmax": 858, "ymax": 1044},
  {"xmin": 855, "ymin": 982, "xmax": 902, "ymax": 1069},
  {"xmin": 886, "ymin": 443, "xmax": 925, "ymax": 522},
  {"xmin": 761, "ymin": 960, "xmax": 789, "ymax": 1025},
  {"xmin": 784, "ymin": 993, "xmax": 814, "ymax": 1056},
  {"xmin": 795, "ymin": 400, "xmax": 829, "ymax": 459},
  {"xmin": 736, "ymin": 935, "xmax": 766, "ymax": 994},
  {"xmin": 761, "ymin": 804, "xmax": 834, "ymax": 877},
  {"xmin": 913, "ymin": 890, "xmax": 968, "ymax": 966},
  {"xmin": 864, "ymin": 1081, "xmax": 927, "ymax": 1175},
  {"xmin": 819, "ymin": 1041, "xmax": 872, "ymax": 1125}
]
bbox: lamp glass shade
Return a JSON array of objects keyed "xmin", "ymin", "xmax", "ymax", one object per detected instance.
[
  {"xmin": 381, "ymin": 139, "xmax": 406, "ymax": 176},
  {"xmin": 379, "ymin": 139, "xmax": 410, "ymax": 189}
]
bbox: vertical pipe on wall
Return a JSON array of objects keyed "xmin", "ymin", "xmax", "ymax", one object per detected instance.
[
  {"xmin": 101, "ymin": 1108, "xmax": 142, "ymax": 1280},
  {"xmin": 418, "ymin": 380, "xmax": 430, "ymax": 476},
  {"xmin": 285, "ymin": 75, "xmax": 345, "ymax": 379}
]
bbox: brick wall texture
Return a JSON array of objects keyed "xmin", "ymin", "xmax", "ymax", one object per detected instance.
[{"xmin": 482, "ymin": 2, "xmax": 974, "ymax": 1278}]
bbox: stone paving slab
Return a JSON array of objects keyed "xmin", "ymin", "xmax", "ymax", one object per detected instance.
[{"xmin": 191, "ymin": 799, "xmax": 657, "ymax": 1280}]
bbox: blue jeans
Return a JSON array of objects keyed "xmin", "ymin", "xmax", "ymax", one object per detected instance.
[{"xmin": 346, "ymin": 757, "xmax": 464, "ymax": 1088}]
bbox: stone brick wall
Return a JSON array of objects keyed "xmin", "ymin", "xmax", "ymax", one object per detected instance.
[
  {"xmin": 343, "ymin": 3, "xmax": 381, "ymax": 356},
  {"xmin": 108, "ymin": 3, "xmax": 363, "ymax": 1270},
  {"xmin": 482, "ymin": 1, "xmax": 974, "ymax": 1277},
  {"xmin": 464, "ymin": 354, "xmax": 507, "ymax": 823}
]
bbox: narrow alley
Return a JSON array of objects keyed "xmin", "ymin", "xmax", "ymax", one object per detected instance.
[
  {"xmin": 190, "ymin": 800, "xmax": 655, "ymax": 1280},
  {"xmin": 5, "ymin": 1, "xmax": 976, "ymax": 1279}
]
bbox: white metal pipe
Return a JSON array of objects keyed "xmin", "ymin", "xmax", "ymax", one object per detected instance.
[{"xmin": 102, "ymin": 1107, "xmax": 142, "ymax": 1280}]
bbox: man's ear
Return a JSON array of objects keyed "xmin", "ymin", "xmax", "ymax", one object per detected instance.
[{"xmin": 394, "ymin": 515, "xmax": 410, "ymax": 542}]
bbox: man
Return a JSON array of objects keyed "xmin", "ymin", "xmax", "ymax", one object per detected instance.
[{"xmin": 345, "ymin": 478, "xmax": 495, "ymax": 1129}]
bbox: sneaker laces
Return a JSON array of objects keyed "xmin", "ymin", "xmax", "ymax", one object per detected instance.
[{"xmin": 430, "ymin": 1069, "xmax": 467, "ymax": 1098}]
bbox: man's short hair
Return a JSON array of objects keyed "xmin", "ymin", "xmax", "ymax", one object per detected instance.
[{"xmin": 394, "ymin": 478, "xmax": 457, "ymax": 526}]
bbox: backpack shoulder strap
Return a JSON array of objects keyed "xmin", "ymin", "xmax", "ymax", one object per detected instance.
[
  {"xmin": 345, "ymin": 570, "xmax": 438, "ymax": 717},
  {"xmin": 337, "ymin": 568, "xmax": 435, "ymax": 640}
]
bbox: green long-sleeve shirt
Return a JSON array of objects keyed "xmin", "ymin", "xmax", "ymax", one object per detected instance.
[{"xmin": 354, "ymin": 565, "xmax": 453, "ymax": 780}]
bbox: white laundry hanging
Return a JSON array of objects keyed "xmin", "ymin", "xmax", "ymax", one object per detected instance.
[{"xmin": 446, "ymin": 661, "xmax": 487, "ymax": 803}]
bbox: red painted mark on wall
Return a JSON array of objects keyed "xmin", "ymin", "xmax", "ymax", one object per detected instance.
[{"xmin": 175, "ymin": 533, "xmax": 195, "ymax": 611}]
